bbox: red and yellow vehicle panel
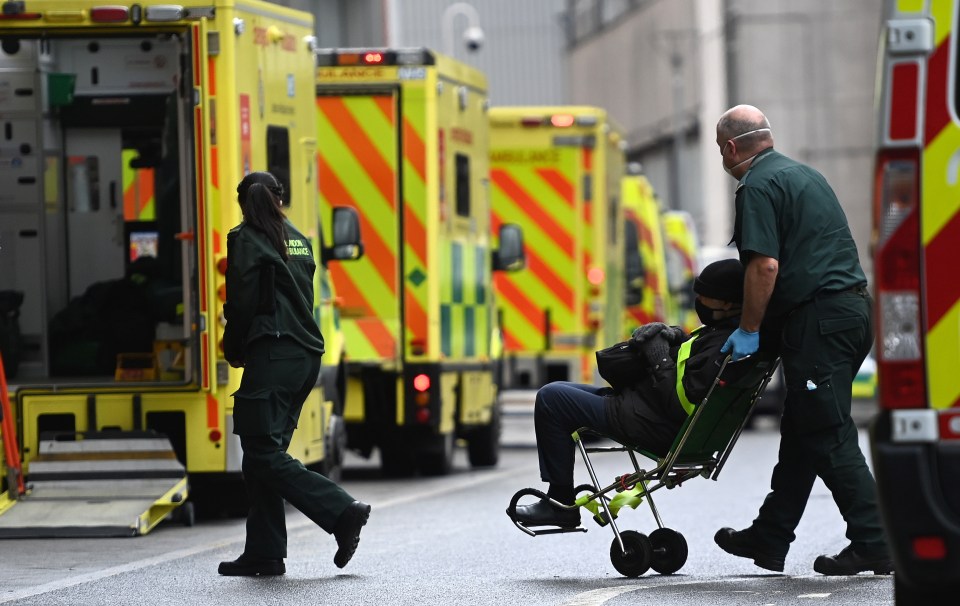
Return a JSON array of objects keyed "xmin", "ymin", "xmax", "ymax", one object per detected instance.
[
  {"xmin": 621, "ymin": 173, "xmax": 671, "ymax": 333},
  {"xmin": 490, "ymin": 107, "xmax": 625, "ymax": 388},
  {"xmin": 871, "ymin": 0, "xmax": 960, "ymax": 597},
  {"xmin": 316, "ymin": 49, "xmax": 507, "ymax": 475}
]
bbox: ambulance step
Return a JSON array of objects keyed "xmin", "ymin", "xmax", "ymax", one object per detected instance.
[{"xmin": 0, "ymin": 432, "xmax": 188, "ymax": 538}]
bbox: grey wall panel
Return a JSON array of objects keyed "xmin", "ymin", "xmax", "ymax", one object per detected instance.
[{"xmin": 393, "ymin": 0, "xmax": 569, "ymax": 105}]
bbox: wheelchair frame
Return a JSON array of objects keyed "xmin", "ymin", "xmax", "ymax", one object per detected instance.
[{"xmin": 506, "ymin": 352, "xmax": 781, "ymax": 577}]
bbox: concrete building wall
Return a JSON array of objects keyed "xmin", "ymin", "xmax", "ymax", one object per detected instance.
[
  {"xmin": 391, "ymin": 0, "xmax": 569, "ymax": 106},
  {"xmin": 566, "ymin": 0, "xmax": 883, "ymax": 280}
]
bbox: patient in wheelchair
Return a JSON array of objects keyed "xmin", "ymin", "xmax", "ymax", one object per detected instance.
[{"xmin": 514, "ymin": 259, "xmax": 746, "ymax": 529}]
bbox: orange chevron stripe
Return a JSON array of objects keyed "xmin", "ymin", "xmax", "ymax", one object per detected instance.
[
  {"xmin": 490, "ymin": 169, "xmax": 574, "ymax": 259},
  {"xmin": 403, "ymin": 118, "xmax": 427, "ymax": 181},
  {"xmin": 535, "ymin": 168, "xmax": 575, "ymax": 208},
  {"xmin": 123, "ymin": 181, "xmax": 137, "ymax": 219},
  {"xmin": 373, "ymin": 95, "xmax": 394, "ymax": 121},
  {"xmin": 138, "ymin": 168, "xmax": 155, "ymax": 216},
  {"xmin": 318, "ymin": 154, "xmax": 397, "ymax": 294},
  {"xmin": 502, "ymin": 326, "xmax": 524, "ymax": 351},
  {"xmin": 524, "ymin": 247, "xmax": 574, "ymax": 311},
  {"xmin": 492, "ymin": 209, "xmax": 574, "ymax": 311},
  {"xmin": 403, "ymin": 118, "xmax": 427, "ymax": 182},
  {"xmin": 492, "ymin": 208, "xmax": 564, "ymax": 295},
  {"xmin": 495, "ymin": 273, "xmax": 546, "ymax": 338},
  {"xmin": 357, "ymin": 318, "xmax": 396, "ymax": 359},
  {"xmin": 318, "ymin": 97, "xmax": 396, "ymax": 209},
  {"xmin": 405, "ymin": 289, "xmax": 427, "ymax": 343},
  {"xmin": 404, "ymin": 203, "xmax": 427, "ymax": 266},
  {"xmin": 329, "ymin": 263, "xmax": 372, "ymax": 315}
]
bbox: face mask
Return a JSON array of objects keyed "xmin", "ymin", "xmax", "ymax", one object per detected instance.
[
  {"xmin": 695, "ymin": 299, "xmax": 725, "ymax": 326},
  {"xmin": 721, "ymin": 127, "xmax": 771, "ymax": 178}
]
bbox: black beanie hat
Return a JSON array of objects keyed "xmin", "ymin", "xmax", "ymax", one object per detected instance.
[{"xmin": 694, "ymin": 258, "xmax": 745, "ymax": 303}]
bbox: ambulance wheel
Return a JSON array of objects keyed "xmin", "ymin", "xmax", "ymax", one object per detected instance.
[
  {"xmin": 649, "ymin": 528, "xmax": 687, "ymax": 574},
  {"xmin": 610, "ymin": 530, "xmax": 652, "ymax": 577},
  {"xmin": 380, "ymin": 441, "xmax": 417, "ymax": 478},
  {"xmin": 467, "ymin": 405, "xmax": 501, "ymax": 468},
  {"xmin": 418, "ymin": 432, "xmax": 454, "ymax": 476},
  {"xmin": 177, "ymin": 502, "xmax": 195, "ymax": 527}
]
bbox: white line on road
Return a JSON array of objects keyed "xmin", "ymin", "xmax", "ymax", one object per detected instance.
[
  {"xmin": 799, "ymin": 594, "xmax": 831, "ymax": 598},
  {"xmin": 0, "ymin": 463, "xmax": 537, "ymax": 604},
  {"xmin": 559, "ymin": 576, "xmax": 801, "ymax": 606}
]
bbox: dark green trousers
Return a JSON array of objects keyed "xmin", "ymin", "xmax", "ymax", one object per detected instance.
[
  {"xmin": 233, "ymin": 337, "xmax": 355, "ymax": 559},
  {"xmin": 753, "ymin": 292, "xmax": 887, "ymax": 555}
]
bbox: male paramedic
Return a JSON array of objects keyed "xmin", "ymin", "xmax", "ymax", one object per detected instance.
[{"xmin": 712, "ymin": 104, "xmax": 891, "ymax": 576}]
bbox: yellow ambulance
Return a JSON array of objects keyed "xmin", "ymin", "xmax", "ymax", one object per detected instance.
[
  {"xmin": 315, "ymin": 48, "xmax": 523, "ymax": 476},
  {"xmin": 0, "ymin": 0, "xmax": 358, "ymax": 535},
  {"xmin": 490, "ymin": 106, "xmax": 626, "ymax": 388},
  {"xmin": 661, "ymin": 210, "xmax": 701, "ymax": 333},
  {"xmin": 621, "ymin": 169, "xmax": 672, "ymax": 335}
]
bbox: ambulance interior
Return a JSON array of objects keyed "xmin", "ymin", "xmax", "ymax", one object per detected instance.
[{"xmin": 0, "ymin": 34, "xmax": 194, "ymax": 385}]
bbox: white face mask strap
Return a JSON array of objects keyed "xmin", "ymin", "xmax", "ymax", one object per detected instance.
[{"xmin": 729, "ymin": 127, "xmax": 771, "ymax": 142}]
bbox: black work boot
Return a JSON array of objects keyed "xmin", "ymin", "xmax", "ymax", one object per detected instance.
[
  {"xmin": 333, "ymin": 500, "xmax": 371, "ymax": 569},
  {"xmin": 813, "ymin": 544, "xmax": 893, "ymax": 575},
  {"xmin": 513, "ymin": 498, "xmax": 581, "ymax": 528},
  {"xmin": 714, "ymin": 527, "xmax": 786, "ymax": 572},
  {"xmin": 218, "ymin": 554, "xmax": 285, "ymax": 576}
]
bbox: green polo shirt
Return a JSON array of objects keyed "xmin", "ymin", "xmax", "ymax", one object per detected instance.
[{"xmin": 732, "ymin": 149, "xmax": 866, "ymax": 318}]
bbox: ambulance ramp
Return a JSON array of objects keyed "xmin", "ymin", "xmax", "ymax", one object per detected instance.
[{"xmin": 0, "ymin": 432, "xmax": 190, "ymax": 538}]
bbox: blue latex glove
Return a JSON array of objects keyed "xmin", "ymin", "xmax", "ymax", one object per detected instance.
[{"xmin": 721, "ymin": 328, "xmax": 760, "ymax": 361}]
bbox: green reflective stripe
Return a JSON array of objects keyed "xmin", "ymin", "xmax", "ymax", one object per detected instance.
[{"xmin": 675, "ymin": 328, "xmax": 706, "ymax": 416}]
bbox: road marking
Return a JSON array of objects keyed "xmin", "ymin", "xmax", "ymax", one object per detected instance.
[
  {"xmin": 799, "ymin": 594, "xmax": 831, "ymax": 598},
  {"xmin": 558, "ymin": 586, "xmax": 649, "ymax": 605},
  {"xmin": 560, "ymin": 576, "xmax": 785, "ymax": 606},
  {"xmin": 0, "ymin": 463, "xmax": 536, "ymax": 604}
]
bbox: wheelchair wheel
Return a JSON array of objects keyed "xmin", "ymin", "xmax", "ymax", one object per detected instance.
[
  {"xmin": 610, "ymin": 530, "xmax": 652, "ymax": 577},
  {"xmin": 649, "ymin": 528, "xmax": 688, "ymax": 575}
]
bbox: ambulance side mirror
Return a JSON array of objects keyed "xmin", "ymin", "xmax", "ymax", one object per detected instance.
[
  {"xmin": 325, "ymin": 206, "xmax": 364, "ymax": 262},
  {"xmin": 493, "ymin": 223, "xmax": 525, "ymax": 272}
]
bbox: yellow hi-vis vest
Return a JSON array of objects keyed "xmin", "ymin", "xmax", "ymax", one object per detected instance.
[{"xmin": 675, "ymin": 327, "xmax": 707, "ymax": 416}]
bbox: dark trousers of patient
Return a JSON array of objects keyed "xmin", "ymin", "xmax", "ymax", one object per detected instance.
[{"xmin": 533, "ymin": 381, "xmax": 613, "ymax": 504}]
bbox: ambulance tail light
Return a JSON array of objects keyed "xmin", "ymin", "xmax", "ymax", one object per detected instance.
[
  {"xmin": 873, "ymin": 148, "xmax": 925, "ymax": 409},
  {"xmin": 520, "ymin": 114, "xmax": 597, "ymax": 128},
  {"xmin": 90, "ymin": 6, "xmax": 129, "ymax": 23},
  {"xmin": 912, "ymin": 536, "xmax": 947, "ymax": 560},
  {"xmin": 406, "ymin": 367, "xmax": 438, "ymax": 424},
  {"xmin": 315, "ymin": 48, "xmax": 435, "ymax": 67}
]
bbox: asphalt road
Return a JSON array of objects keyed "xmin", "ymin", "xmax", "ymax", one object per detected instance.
[{"xmin": 0, "ymin": 396, "xmax": 891, "ymax": 606}]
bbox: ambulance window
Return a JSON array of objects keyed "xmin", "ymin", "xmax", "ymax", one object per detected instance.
[
  {"xmin": 266, "ymin": 126, "xmax": 291, "ymax": 206},
  {"xmin": 455, "ymin": 153, "xmax": 470, "ymax": 217}
]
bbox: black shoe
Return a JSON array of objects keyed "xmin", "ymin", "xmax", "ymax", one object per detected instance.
[
  {"xmin": 714, "ymin": 527, "xmax": 786, "ymax": 572},
  {"xmin": 333, "ymin": 500, "xmax": 371, "ymax": 569},
  {"xmin": 813, "ymin": 544, "xmax": 893, "ymax": 575},
  {"xmin": 218, "ymin": 554, "xmax": 285, "ymax": 576},
  {"xmin": 513, "ymin": 498, "xmax": 580, "ymax": 528}
]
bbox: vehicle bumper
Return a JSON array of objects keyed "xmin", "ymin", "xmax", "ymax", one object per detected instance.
[{"xmin": 870, "ymin": 411, "xmax": 960, "ymax": 589}]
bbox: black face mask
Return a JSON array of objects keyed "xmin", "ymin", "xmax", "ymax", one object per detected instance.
[{"xmin": 695, "ymin": 299, "xmax": 725, "ymax": 326}]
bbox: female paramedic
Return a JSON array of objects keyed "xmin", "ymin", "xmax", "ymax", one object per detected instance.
[{"xmin": 218, "ymin": 171, "xmax": 371, "ymax": 576}]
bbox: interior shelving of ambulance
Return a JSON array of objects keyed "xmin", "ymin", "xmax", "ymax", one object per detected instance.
[{"xmin": 0, "ymin": 29, "xmax": 198, "ymax": 391}]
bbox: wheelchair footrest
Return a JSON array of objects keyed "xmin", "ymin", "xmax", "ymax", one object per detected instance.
[{"xmin": 506, "ymin": 487, "xmax": 588, "ymax": 537}]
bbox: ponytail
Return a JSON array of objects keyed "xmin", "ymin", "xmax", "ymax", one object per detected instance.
[{"xmin": 237, "ymin": 172, "xmax": 288, "ymax": 260}]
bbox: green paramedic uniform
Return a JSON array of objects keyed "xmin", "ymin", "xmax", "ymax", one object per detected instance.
[
  {"xmin": 224, "ymin": 219, "xmax": 354, "ymax": 560},
  {"xmin": 732, "ymin": 148, "xmax": 886, "ymax": 557}
]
